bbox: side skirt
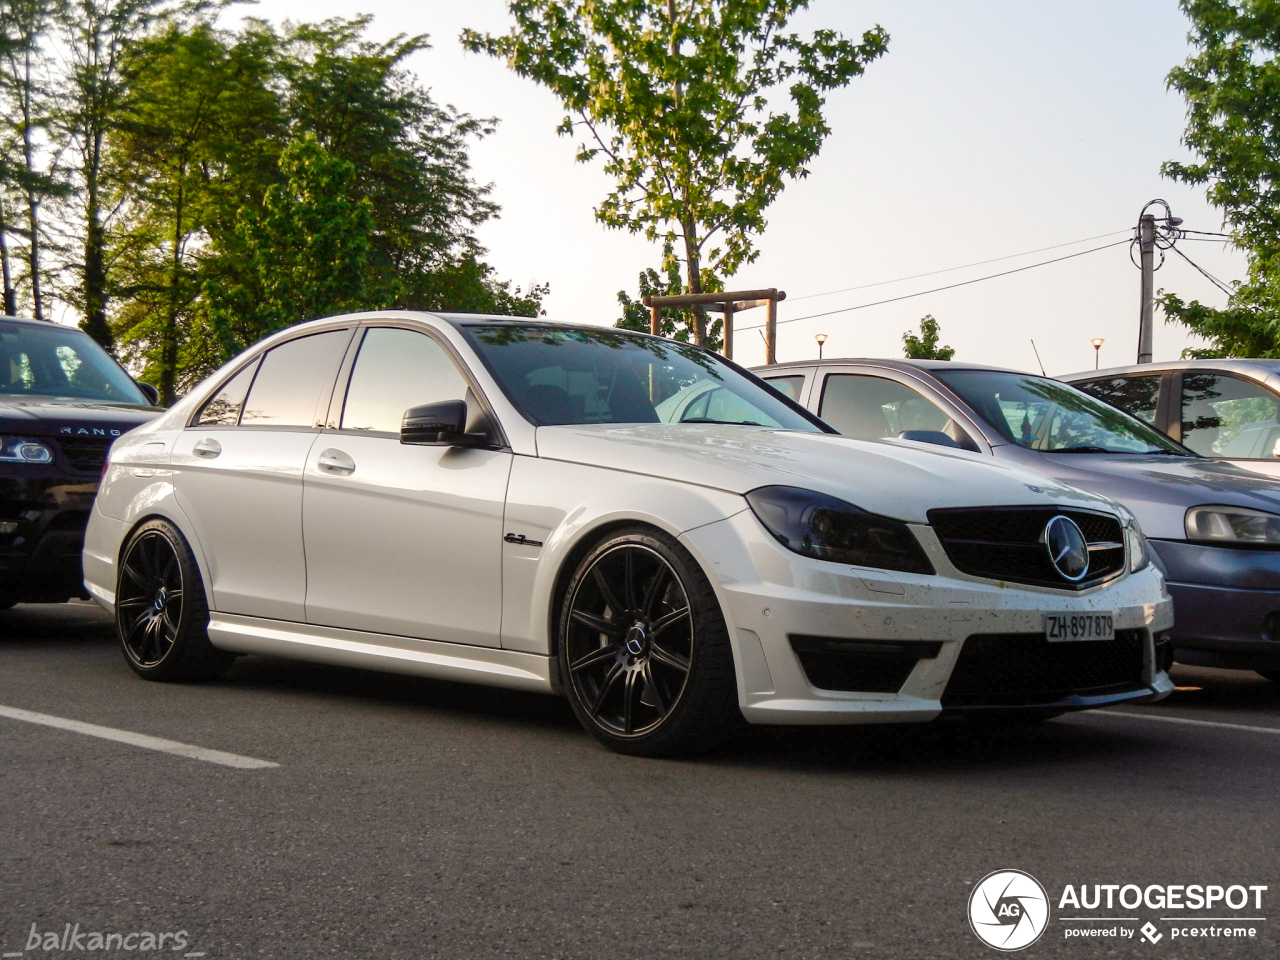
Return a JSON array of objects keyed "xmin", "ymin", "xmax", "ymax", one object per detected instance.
[{"xmin": 207, "ymin": 613, "xmax": 556, "ymax": 694}]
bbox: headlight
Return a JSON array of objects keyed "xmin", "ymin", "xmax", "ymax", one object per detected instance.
[
  {"xmin": 1186, "ymin": 505, "xmax": 1280, "ymax": 545},
  {"xmin": 0, "ymin": 436, "xmax": 54, "ymax": 464},
  {"xmin": 1125, "ymin": 520, "xmax": 1149, "ymax": 572},
  {"xmin": 745, "ymin": 485, "xmax": 935, "ymax": 574}
]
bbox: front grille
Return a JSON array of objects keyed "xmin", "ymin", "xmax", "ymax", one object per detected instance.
[
  {"xmin": 928, "ymin": 506, "xmax": 1125, "ymax": 590},
  {"xmin": 941, "ymin": 630, "xmax": 1145, "ymax": 706},
  {"xmin": 56, "ymin": 436, "xmax": 112, "ymax": 473},
  {"xmin": 789, "ymin": 635, "xmax": 942, "ymax": 693}
]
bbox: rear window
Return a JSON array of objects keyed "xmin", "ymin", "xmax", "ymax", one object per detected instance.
[{"xmin": 0, "ymin": 320, "xmax": 146, "ymax": 404}]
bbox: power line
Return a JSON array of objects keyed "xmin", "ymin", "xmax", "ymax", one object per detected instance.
[
  {"xmin": 737, "ymin": 238, "xmax": 1130, "ymax": 331},
  {"xmin": 787, "ymin": 228, "xmax": 1131, "ymax": 302},
  {"xmin": 1167, "ymin": 242, "xmax": 1234, "ymax": 296}
]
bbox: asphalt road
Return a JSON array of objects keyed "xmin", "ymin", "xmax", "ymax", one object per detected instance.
[{"xmin": 1, "ymin": 602, "xmax": 1277, "ymax": 959}]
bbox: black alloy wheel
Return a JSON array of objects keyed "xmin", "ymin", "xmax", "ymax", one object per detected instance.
[
  {"xmin": 116, "ymin": 519, "xmax": 233, "ymax": 681},
  {"xmin": 559, "ymin": 527, "xmax": 739, "ymax": 756}
]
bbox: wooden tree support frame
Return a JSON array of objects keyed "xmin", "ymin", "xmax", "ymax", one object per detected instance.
[{"xmin": 642, "ymin": 288, "xmax": 786, "ymax": 364}]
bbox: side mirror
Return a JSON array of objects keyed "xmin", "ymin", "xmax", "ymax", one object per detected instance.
[
  {"xmin": 135, "ymin": 381, "xmax": 160, "ymax": 406},
  {"xmin": 897, "ymin": 429, "xmax": 963, "ymax": 449},
  {"xmin": 401, "ymin": 400, "xmax": 486, "ymax": 447}
]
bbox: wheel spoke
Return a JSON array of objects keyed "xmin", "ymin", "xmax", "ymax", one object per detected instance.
[
  {"xmin": 121, "ymin": 559, "xmax": 148, "ymax": 588},
  {"xmin": 590, "ymin": 661, "xmax": 624, "ymax": 717},
  {"xmin": 570, "ymin": 609, "xmax": 617, "ymax": 637},
  {"xmin": 652, "ymin": 605, "xmax": 690, "ymax": 635},
  {"xmin": 591, "ymin": 567, "xmax": 623, "ymax": 618},
  {"xmin": 640, "ymin": 566, "xmax": 667, "ymax": 617},
  {"xmin": 622, "ymin": 669, "xmax": 640, "ymax": 734},
  {"xmin": 650, "ymin": 641, "xmax": 690, "ymax": 674},
  {"xmin": 622, "ymin": 549, "xmax": 638, "ymax": 610},
  {"xmin": 116, "ymin": 596, "xmax": 148, "ymax": 610},
  {"xmin": 641, "ymin": 661, "xmax": 666, "ymax": 715},
  {"xmin": 123, "ymin": 609, "xmax": 149, "ymax": 651},
  {"xmin": 160, "ymin": 552, "xmax": 178, "ymax": 588},
  {"xmin": 570, "ymin": 644, "xmax": 618, "ymax": 673}
]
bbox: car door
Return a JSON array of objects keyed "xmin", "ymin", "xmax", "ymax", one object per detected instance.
[
  {"xmin": 758, "ymin": 367, "xmax": 815, "ymax": 407},
  {"xmin": 171, "ymin": 327, "xmax": 352, "ymax": 621},
  {"xmin": 1177, "ymin": 370, "xmax": 1280, "ymax": 478},
  {"xmin": 302, "ymin": 325, "xmax": 512, "ymax": 647}
]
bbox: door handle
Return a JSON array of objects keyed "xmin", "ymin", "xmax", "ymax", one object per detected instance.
[
  {"xmin": 317, "ymin": 449, "xmax": 356, "ymax": 475},
  {"xmin": 192, "ymin": 438, "xmax": 221, "ymax": 459}
]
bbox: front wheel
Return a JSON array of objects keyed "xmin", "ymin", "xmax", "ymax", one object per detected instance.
[
  {"xmin": 558, "ymin": 527, "xmax": 740, "ymax": 756},
  {"xmin": 116, "ymin": 519, "xmax": 233, "ymax": 681}
]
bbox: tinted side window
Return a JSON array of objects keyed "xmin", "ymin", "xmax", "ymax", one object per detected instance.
[
  {"xmin": 240, "ymin": 330, "xmax": 349, "ymax": 428},
  {"xmin": 1182, "ymin": 372, "xmax": 1280, "ymax": 458},
  {"xmin": 820, "ymin": 373, "xmax": 966, "ymax": 444},
  {"xmin": 1076, "ymin": 375, "xmax": 1161, "ymax": 425},
  {"xmin": 196, "ymin": 360, "xmax": 259, "ymax": 426},
  {"xmin": 341, "ymin": 328, "xmax": 468, "ymax": 433},
  {"xmin": 763, "ymin": 375, "xmax": 804, "ymax": 402}
]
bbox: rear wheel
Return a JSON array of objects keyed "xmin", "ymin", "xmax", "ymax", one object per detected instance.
[
  {"xmin": 116, "ymin": 519, "xmax": 233, "ymax": 681},
  {"xmin": 558, "ymin": 528, "xmax": 739, "ymax": 756}
]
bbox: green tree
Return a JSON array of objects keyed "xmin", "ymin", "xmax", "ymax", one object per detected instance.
[
  {"xmin": 1161, "ymin": 0, "xmax": 1280, "ymax": 357},
  {"xmin": 901, "ymin": 314, "xmax": 953, "ymax": 360},
  {"xmin": 207, "ymin": 135, "xmax": 377, "ymax": 356},
  {"xmin": 463, "ymin": 1, "xmax": 887, "ymax": 346}
]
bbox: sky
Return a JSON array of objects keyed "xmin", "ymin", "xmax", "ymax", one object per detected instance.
[{"xmin": 243, "ymin": 0, "xmax": 1242, "ymax": 376}]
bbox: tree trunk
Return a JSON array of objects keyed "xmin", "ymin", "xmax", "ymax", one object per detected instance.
[
  {"xmin": 20, "ymin": 45, "xmax": 42, "ymax": 321},
  {"xmin": 81, "ymin": 141, "xmax": 113, "ymax": 348},
  {"xmin": 0, "ymin": 194, "xmax": 15, "ymax": 315},
  {"xmin": 681, "ymin": 216, "xmax": 706, "ymax": 346},
  {"xmin": 160, "ymin": 182, "xmax": 184, "ymax": 406}
]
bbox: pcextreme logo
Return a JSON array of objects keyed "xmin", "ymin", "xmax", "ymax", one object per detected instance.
[{"xmin": 968, "ymin": 870, "xmax": 1050, "ymax": 951}]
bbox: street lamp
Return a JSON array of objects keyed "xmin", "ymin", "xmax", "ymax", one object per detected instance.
[
  {"xmin": 1091, "ymin": 337, "xmax": 1105, "ymax": 369},
  {"xmin": 815, "ymin": 333, "xmax": 828, "ymax": 360}
]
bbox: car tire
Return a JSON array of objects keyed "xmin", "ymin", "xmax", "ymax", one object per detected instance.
[
  {"xmin": 116, "ymin": 519, "xmax": 234, "ymax": 681},
  {"xmin": 558, "ymin": 527, "xmax": 740, "ymax": 757}
]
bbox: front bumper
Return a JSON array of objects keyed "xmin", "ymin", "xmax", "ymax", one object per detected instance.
[
  {"xmin": 1150, "ymin": 540, "xmax": 1280, "ymax": 671},
  {"xmin": 0, "ymin": 468, "xmax": 99, "ymax": 603},
  {"xmin": 681, "ymin": 510, "xmax": 1175, "ymax": 724}
]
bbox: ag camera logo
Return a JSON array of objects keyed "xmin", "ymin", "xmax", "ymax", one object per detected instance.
[{"xmin": 969, "ymin": 869, "xmax": 1049, "ymax": 951}]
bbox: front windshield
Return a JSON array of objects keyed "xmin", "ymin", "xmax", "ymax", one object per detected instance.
[
  {"xmin": 936, "ymin": 369, "xmax": 1190, "ymax": 455},
  {"xmin": 462, "ymin": 325, "xmax": 821, "ymax": 431},
  {"xmin": 1, "ymin": 320, "xmax": 146, "ymax": 404}
]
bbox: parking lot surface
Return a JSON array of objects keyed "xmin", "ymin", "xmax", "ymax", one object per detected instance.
[{"xmin": 2, "ymin": 603, "xmax": 1277, "ymax": 959}]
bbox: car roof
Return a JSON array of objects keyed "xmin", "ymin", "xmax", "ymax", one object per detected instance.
[
  {"xmin": 0, "ymin": 315, "xmax": 90, "ymax": 333},
  {"xmin": 1059, "ymin": 358, "xmax": 1280, "ymax": 382},
  {"xmin": 755, "ymin": 357, "xmax": 1033, "ymax": 375}
]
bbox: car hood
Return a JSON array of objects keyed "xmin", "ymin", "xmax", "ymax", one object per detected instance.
[
  {"xmin": 1006, "ymin": 448, "xmax": 1280, "ymax": 539},
  {"xmin": 535, "ymin": 424, "xmax": 1122, "ymax": 524},
  {"xmin": 0, "ymin": 396, "xmax": 160, "ymax": 437}
]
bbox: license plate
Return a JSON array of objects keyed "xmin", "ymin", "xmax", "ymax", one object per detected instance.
[{"xmin": 1044, "ymin": 613, "xmax": 1115, "ymax": 642}]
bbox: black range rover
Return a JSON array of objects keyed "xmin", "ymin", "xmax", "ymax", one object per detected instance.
[{"xmin": 1, "ymin": 316, "xmax": 160, "ymax": 607}]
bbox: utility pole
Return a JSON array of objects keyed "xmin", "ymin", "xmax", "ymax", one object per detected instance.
[{"xmin": 1137, "ymin": 213, "xmax": 1156, "ymax": 364}]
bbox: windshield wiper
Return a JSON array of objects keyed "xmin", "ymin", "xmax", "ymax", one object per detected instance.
[
  {"xmin": 1051, "ymin": 445, "xmax": 1113, "ymax": 453},
  {"xmin": 680, "ymin": 417, "xmax": 765, "ymax": 426}
]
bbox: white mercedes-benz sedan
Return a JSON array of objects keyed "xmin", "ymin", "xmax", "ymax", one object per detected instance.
[{"xmin": 84, "ymin": 313, "xmax": 1174, "ymax": 755}]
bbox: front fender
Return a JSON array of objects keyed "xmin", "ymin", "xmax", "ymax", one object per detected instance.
[{"xmin": 499, "ymin": 456, "xmax": 744, "ymax": 655}]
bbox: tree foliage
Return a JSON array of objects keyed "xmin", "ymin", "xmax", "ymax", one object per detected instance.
[
  {"xmin": 901, "ymin": 313, "xmax": 953, "ymax": 360},
  {"xmin": 1161, "ymin": 0, "xmax": 1280, "ymax": 357},
  {"xmin": 464, "ymin": 1, "xmax": 886, "ymax": 345},
  {"xmin": 615, "ymin": 239, "xmax": 722, "ymax": 349}
]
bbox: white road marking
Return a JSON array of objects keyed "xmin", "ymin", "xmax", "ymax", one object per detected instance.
[
  {"xmin": 0, "ymin": 704, "xmax": 279, "ymax": 769},
  {"xmin": 1087, "ymin": 710, "xmax": 1280, "ymax": 736}
]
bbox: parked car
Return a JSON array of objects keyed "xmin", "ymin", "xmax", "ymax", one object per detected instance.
[
  {"xmin": 86, "ymin": 314, "xmax": 1173, "ymax": 755},
  {"xmin": 1, "ymin": 315, "xmax": 159, "ymax": 608},
  {"xmin": 1061, "ymin": 359, "xmax": 1280, "ymax": 479},
  {"xmin": 755, "ymin": 358, "xmax": 1280, "ymax": 681}
]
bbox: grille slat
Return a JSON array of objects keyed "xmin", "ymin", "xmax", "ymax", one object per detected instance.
[
  {"xmin": 942, "ymin": 630, "xmax": 1145, "ymax": 706},
  {"xmin": 928, "ymin": 506, "xmax": 1125, "ymax": 590},
  {"xmin": 56, "ymin": 437, "xmax": 112, "ymax": 473}
]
